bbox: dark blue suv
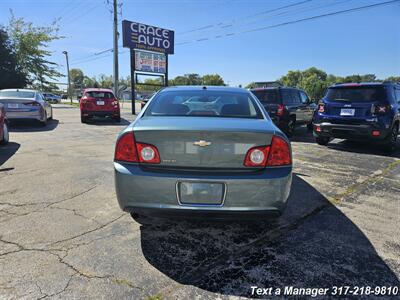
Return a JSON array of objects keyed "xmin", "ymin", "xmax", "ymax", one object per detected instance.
[{"xmin": 313, "ymin": 82, "xmax": 400, "ymax": 150}]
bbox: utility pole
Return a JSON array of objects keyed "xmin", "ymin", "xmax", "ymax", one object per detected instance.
[
  {"xmin": 113, "ymin": 0, "xmax": 119, "ymax": 97},
  {"xmin": 62, "ymin": 51, "xmax": 72, "ymax": 104}
]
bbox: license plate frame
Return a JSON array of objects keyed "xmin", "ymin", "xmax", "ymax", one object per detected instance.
[
  {"xmin": 176, "ymin": 181, "xmax": 226, "ymax": 206},
  {"xmin": 96, "ymin": 100, "xmax": 105, "ymax": 106},
  {"xmin": 8, "ymin": 103, "xmax": 18, "ymax": 109},
  {"xmin": 340, "ymin": 108, "xmax": 355, "ymax": 116}
]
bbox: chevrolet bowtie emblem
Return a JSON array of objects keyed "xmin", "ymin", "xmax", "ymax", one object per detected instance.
[{"xmin": 193, "ymin": 140, "xmax": 212, "ymax": 147}]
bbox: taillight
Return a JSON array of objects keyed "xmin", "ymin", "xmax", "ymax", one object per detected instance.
[
  {"xmin": 115, "ymin": 132, "xmax": 138, "ymax": 162},
  {"xmin": 318, "ymin": 103, "xmax": 325, "ymax": 113},
  {"xmin": 267, "ymin": 136, "xmax": 291, "ymax": 166},
  {"xmin": 136, "ymin": 143, "xmax": 160, "ymax": 164},
  {"xmin": 111, "ymin": 100, "xmax": 119, "ymax": 106},
  {"xmin": 25, "ymin": 101, "xmax": 41, "ymax": 106},
  {"xmin": 244, "ymin": 146, "xmax": 270, "ymax": 167},
  {"xmin": 276, "ymin": 104, "xmax": 285, "ymax": 116},
  {"xmin": 114, "ymin": 132, "xmax": 160, "ymax": 164},
  {"xmin": 244, "ymin": 136, "xmax": 291, "ymax": 167},
  {"xmin": 373, "ymin": 104, "xmax": 389, "ymax": 115}
]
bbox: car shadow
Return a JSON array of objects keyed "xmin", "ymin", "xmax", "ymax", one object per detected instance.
[
  {"xmin": 289, "ymin": 125, "xmax": 315, "ymax": 143},
  {"xmin": 327, "ymin": 139, "xmax": 400, "ymax": 158},
  {"xmin": 138, "ymin": 175, "xmax": 399, "ymax": 298},
  {"xmin": 0, "ymin": 142, "xmax": 20, "ymax": 168},
  {"xmin": 9, "ymin": 119, "xmax": 59, "ymax": 132},
  {"xmin": 85, "ymin": 117, "xmax": 131, "ymax": 126}
]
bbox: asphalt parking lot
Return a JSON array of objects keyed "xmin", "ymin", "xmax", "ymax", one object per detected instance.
[{"xmin": 0, "ymin": 104, "xmax": 399, "ymax": 299}]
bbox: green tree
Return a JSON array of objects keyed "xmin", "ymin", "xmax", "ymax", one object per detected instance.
[
  {"xmin": 0, "ymin": 27, "xmax": 28, "ymax": 89},
  {"xmin": 98, "ymin": 74, "xmax": 113, "ymax": 88},
  {"xmin": 7, "ymin": 13, "xmax": 63, "ymax": 90},
  {"xmin": 202, "ymin": 74, "xmax": 225, "ymax": 85},
  {"xmin": 384, "ymin": 76, "xmax": 400, "ymax": 82},
  {"xmin": 69, "ymin": 68, "xmax": 84, "ymax": 88}
]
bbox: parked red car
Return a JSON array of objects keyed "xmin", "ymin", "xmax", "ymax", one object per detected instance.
[
  {"xmin": 80, "ymin": 88, "xmax": 120, "ymax": 123},
  {"xmin": 0, "ymin": 103, "xmax": 9, "ymax": 145}
]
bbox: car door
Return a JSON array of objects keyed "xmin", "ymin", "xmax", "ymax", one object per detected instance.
[
  {"xmin": 394, "ymin": 86, "xmax": 400, "ymax": 123},
  {"xmin": 290, "ymin": 89, "xmax": 305, "ymax": 123},
  {"xmin": 299, "ymin": 90, "xmax": 315, "ymax": 123},
  {"xmin": 281, "ymin": 89, "xmax": 294, "ymax": 118}
]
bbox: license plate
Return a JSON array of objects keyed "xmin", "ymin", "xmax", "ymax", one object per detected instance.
[
  {"xmin": 177, "ymin": 182, "xmax": 225, "ymax": 205},
  {"xmin": 96, "ymin": 101, "xmax": 105, "ymax": 105},
  {"xmin": 340, "ymin": 108, "xmax": 355, "ymax": 116},
  {"xmin": 8, "ymin": 103, "xmax": 18, "ymax": 109}
]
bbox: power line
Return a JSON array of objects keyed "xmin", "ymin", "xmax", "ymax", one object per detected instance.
[
  {"xmin": 177, "ymin": 0, "xmax": 346, "ymax": 41},
  {"xmin": 176, "ymin": 0, "xmax": 400, "ymax": 45},
  {"xmin": 177, "ymin": 0, "xmax": 313, "ymax": 36}
]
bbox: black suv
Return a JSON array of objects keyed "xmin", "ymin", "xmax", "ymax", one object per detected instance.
[
  {"xmin": 313, "ymin": 82, "xmax": 400, "ymax": 150},
  {"xmin": 251, "ymin": 87, "xmax": 316, "ymax": 136}
]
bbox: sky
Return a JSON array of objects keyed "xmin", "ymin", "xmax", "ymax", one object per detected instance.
[{"xmin": 1, "ymin": 0, "xmax": 399, "ymax": 87}]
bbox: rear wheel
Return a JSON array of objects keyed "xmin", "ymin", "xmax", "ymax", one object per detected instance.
[
  {"xmin": 39, "ymin": 113, "xmax": 47, "ymax": 127},
  {"xmin": 0, "ymin": 122, "xmax": 9, "ymax": 145},
  {"xmin": 315, "ymin": 136, "xmax": 330, "ymax": 146},
  {"xmin": 383, "ymin": 123, "xmax": 399, "ymax": 152},
  {"xmin": 286, "ymin": 118, "xmax": 296, "ymax": 137},
  {"xmin": 307, "ymin": 122, "xmax": 313, "ymax": 131},
  {"xmin": 114, "ymin": 116, "xmax": 121, "ymax": 123},
  {"xmin": 81, "ymin": 115, "xmax": 88, "ymax": 123}
]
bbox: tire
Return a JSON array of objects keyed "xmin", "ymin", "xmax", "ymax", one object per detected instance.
[
  {"xmin": 383, "ymin": 123, "xmax": 399, "ymax": 152},
  {"xmin": 315, "ymin": 136, "xmax": 330, "ymax": 146},
  {"xmin": 286, "ymin": 118, "xmax": 296, "ymax": 137},
  {"xmin": 307, "ymin": 123, "xmax": 313, "ymax": 131},
  {"xmin": 114, "ymin": 116, "xmax": 121, "ymax": 123},
  {"xmin": 0, "ymin": 122, "xmax": 9, "ymax": 145},
  {"xmin": 81, "ymin": 115, "xmax": 88, "ymax": 123},
  {"xmin": 40, "ymin": 113, "xmax": 47, "ymax": 127}
]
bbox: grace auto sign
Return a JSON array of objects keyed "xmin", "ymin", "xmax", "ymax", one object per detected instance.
[{"xmin": 122, "ymin": 20, "xmax": 174, "ymax": 54}]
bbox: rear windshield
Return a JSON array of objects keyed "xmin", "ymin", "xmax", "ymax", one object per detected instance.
[
  {"xmin": 251, "ymin": 89, "xmax": 280, "ymax": 104},
  {"xmin": 145, "ymin": 90, "xmax": 263, "ymax": 119},
  {"xmin": 325, "ymin": 86, "xmax": 387, "ymax": 103},
  {"xmin": 0, "ymin": 91, "xmax": 35, "ymax": 98},
  {"xmin": 85, "ymin": 91, "xmax": 114, "ymax": 99}
]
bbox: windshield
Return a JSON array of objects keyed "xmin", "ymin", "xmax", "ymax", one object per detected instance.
[
  {"xmin": 325, "ymin": 86, "xmax": 387, "ymax": 103},
  {"xmin": 251, "ymin": 89, "xmax": 280, "ymax": 104},
  {"xmin": 145, "ymin": 90, "xmax": 263, "ymax": 119},
  {"xmin": 0, "ymin": 91, "xmax": 35, "ymax": 98},
  {"xmin": 85, "ymin": 91, "xmax": 114, "ymax": 99}
]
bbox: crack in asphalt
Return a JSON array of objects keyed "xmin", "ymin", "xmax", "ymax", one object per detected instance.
[
  {"xmin": 0, "ymin": 185, "xmax": 98, "ymax": 223},
  {"xmin": 48, "ymin": 206, "xmax": 102, "ymax": 225},
  {"xmin": 48, "ymin": 213, "xmax": 125, "ymax": 246},
  {"xmin": 1, "ymin": 143, "xmax": 398, "ymax": 299}
]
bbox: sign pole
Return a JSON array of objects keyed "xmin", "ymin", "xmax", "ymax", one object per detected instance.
[
  {"xmin": 130, "ymin": 49, "xmax": 136, "ymax": 115},
  {"xmin": 165, "ymin": 54, "xmax": 168, "ymax": 87}
]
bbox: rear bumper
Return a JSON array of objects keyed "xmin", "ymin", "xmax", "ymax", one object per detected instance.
[
  {"xmin": 313, "ymin": 121, "xmax": 390, "ymax": 141},
  {"xmin": 81, "ymin": 110, "xmax": 120, "ymax": 117},
  {"xmin": 6, "ymin": 110, "xmax": 43, "ymax": 121},
  {"xmin": 114, "ymin": 163, "xmax": 292, "ymax": 218}
]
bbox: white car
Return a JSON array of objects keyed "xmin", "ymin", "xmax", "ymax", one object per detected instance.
[{"xmin": 0, "ymin": 89, "xmax": 53, "ymax": 126}]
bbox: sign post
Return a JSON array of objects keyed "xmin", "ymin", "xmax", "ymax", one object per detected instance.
[{"xmin": 122, "ymin": 20, "xmax": 174, "ymax": 114}]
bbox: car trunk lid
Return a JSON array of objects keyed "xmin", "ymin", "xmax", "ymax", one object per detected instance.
[
  {"xmin": 0, "ymin": 98, "xmax": 39, "ymax": 111},
  {"xmin": 133, "ymin": 117, "xmax": 276, "ymax": 169},
  {"xmin": 324, "ymin": 85, "xmax": 388, "ymax": 119}
]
